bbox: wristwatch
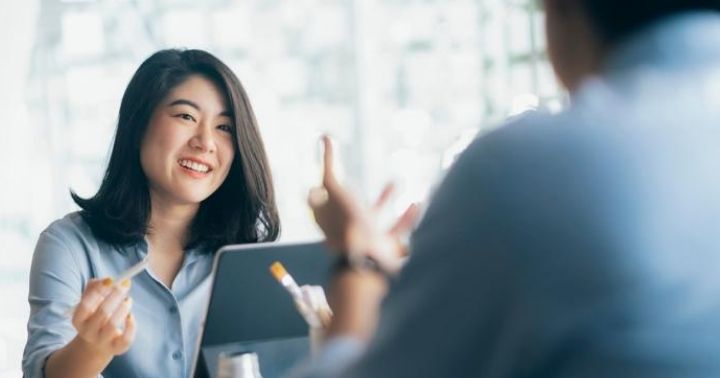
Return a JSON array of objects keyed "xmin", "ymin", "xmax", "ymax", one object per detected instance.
[{"xmin": 332, "ymin": 253, "xmax": 387, "ymax": 276}]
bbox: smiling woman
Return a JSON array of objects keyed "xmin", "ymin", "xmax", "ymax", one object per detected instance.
[
  {"xmin": 141, "ymin": 76, "xmax": 238, "ymax": 212},
  {"xmin": 22, "ymin": 49, "xmax": 280, "ymax": 378},
  {"xmin": 73, "ymin": 49, "xmax": 279, "ymax": 250}
]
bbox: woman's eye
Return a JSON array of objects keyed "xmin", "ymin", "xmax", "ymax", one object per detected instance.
[
  {"xmin": 176, "ymin": 113, "xmax": 196, "ymax": 122},
  {"xmin": 218, "ymin": 124, "xmax": 234, "ymax": 133}
]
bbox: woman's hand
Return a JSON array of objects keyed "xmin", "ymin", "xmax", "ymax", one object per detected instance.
[
  {"xmin": 71, "ymin": 278, "xmax": 136, "ymax": 357},
  {"xmin": 308, "ymin": 135, "xmax": 420, "ymax": 274},
  {"xmin": 46, "ymin": 277, "xmax": 137, "ymax": 378}
]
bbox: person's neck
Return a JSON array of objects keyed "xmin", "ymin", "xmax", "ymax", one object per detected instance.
[
  {"xmin": 562, "ymin": 30, "xmax": 608, "ymax": 93},
  {"xmin": 146, "ymin": 194, "xmax": 199, "ymax": 252}
]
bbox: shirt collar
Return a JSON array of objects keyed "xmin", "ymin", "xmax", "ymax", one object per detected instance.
[{"xmin": 131, "ymin": 237, "xmax": 208, "ymax": 265}]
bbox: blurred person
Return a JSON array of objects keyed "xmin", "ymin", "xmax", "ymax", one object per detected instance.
[
  {"xmin": 22, "ymin": 49, "xmax": 279, "ymax": 378},
  {"xmin": 302, "ymin": 0, "xmax": 720, "ymax": 376}
]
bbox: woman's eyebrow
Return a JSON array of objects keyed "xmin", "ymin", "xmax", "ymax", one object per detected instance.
[
  {"xmin": 168, "ymin": 99, "xmax": 201, "ymax": 110},
  {"xmin": 168, "ymin": 98, "xmax": 230, "ymax": 117}
]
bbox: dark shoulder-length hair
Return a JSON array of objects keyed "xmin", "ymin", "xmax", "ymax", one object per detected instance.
[{"xmin": 72, "ymin": 49, "xmax": 280, "ymax": 251}]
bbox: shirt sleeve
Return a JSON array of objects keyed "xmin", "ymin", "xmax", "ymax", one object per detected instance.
[{"xmin": 23, "ymin": 225, "xmax": 86, "ymax": 378}]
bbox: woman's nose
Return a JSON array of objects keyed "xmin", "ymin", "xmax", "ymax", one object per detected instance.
[{"xmin": 189, "ymin": 125, "xmax": 215, "ymax": 153}]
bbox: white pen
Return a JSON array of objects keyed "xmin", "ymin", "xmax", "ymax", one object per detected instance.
[
  {"xmin": 269, "ymin": 261, "xmax": 322, "ymax": 328},
  {"xmin": 115, "ymin": 256, "xmax": 150, "ymax": 283},
  {"xmin": 64, "ymin": 256, "xmax": 150, "ymax": 318}
]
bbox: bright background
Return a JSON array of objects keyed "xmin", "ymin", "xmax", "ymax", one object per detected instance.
[{"xmin": 0, "ymin": 0, "xmax": 562, "ymax": 375}]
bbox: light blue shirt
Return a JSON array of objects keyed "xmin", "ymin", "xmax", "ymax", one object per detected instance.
[
  {"xmin": 299, "ymin": 12, "xmax": 720, "ymax": 377},
  {"xmin": 23, "ymin": 212, "xmax": 215, "ymax": 378}
]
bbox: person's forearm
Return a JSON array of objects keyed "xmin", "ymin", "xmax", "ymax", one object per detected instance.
[
  {"xmin": 45, "ymin": 336, "xmax": 113, "ymax": 378},
  {"xmin": 327, "ymin": 269, "xmax": 388, "ymax": 341}
]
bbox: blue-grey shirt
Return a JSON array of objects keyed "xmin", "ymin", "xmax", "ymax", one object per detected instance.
[
  {"xmin": 23, "ymin": 212, "xmax": 215, "ymax": 378},
  {"xmin": 298, "ymin": 12, "xmax": 720, "ymax": 377}
]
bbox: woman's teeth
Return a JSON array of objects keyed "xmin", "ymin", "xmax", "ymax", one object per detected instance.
[{"xmin": 179, "ymin": 159, "xmax": 210, "ymax": 173}]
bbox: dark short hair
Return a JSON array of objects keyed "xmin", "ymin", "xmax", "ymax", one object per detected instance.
[
  {"xmin": 72, "ymin": 49, "xmax": 280, "ymax": 251},
  {"xmin": 580, "ymin": 0, "xmax": 720, "ymax": 45}
]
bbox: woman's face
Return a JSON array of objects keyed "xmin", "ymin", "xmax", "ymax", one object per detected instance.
[{"xmin": 140, "ymin": 74, "xmax": 236, "ymax": 207}]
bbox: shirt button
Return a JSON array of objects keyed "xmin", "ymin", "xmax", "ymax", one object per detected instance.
[
  {"xmin": 169, "ymin": 305, "xmax": 178, "ymax": 314},
  {"xmin": 172, "ymin": 351, "xmax": 182, "ymax": 360}
]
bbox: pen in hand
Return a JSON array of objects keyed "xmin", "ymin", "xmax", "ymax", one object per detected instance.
[
  {"xmin": 269, "ymin": 261, "xmax": 332, "ymax": 328},
  {"xmin": 64, "ymin": 256, "xmax": 150, "ymax": 318}
]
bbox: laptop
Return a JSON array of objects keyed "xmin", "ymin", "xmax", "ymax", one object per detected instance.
[{"xmin": 190, "ymin": 241, "xmax": 332, "ymax": 378}]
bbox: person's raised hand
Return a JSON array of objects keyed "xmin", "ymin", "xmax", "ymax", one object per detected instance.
[
  {"xmin": 308, "ymin": 135, "xmax": 421, "ymax": 274},
  {"xmin": 71, "ymin": 278, "xmax": 136, "ymax": 357},
  {"xmin": 308, "ymin": 135, "xmax": 369, "ymax": 254}
]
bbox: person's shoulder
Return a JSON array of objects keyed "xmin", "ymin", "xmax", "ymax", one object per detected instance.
[
  {"xmin": 425, "ymin": 112, "xmax": 555, "ymax": 209},
  {"xmin": 40, "ymin": 211, "xmax": 96, "ymax": 248},
  {"xmin": 43, "ymin": 211, "xmax": 91, "ymax": 235},
  {"xmin": 488, "ymin": 108, "xmax": 585, "ymax": 143},
  {"xmin": 464, "ymin": 104, "xmax": 618, "ymax": 165},
  {"xmin": 444, "ymin": 107, "xmax": 619, "ymax": 207},
  {"xmin": 454, "ymin": 110, "xmax": 565, "ymax": 170},
  {"xmin": 32, "ymin": 212, "xmax": 100, "ymax": 279}
]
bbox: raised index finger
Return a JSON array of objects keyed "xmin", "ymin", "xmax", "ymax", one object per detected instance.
[{"xmin": 321, "ymin": 135, "xmax": 337, "ymax": 188}]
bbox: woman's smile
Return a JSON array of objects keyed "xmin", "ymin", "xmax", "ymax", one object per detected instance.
[{"xmin": 178, "ymin": 158, "xmax": 213, "ymax": 178}]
